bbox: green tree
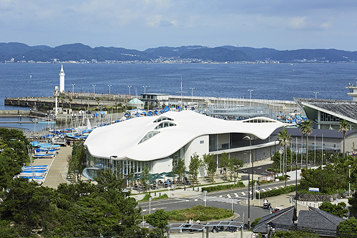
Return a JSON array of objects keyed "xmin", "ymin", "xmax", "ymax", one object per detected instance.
[
  {"xmin": 203, "ymin": 153, "xmax": 216, "ymax": 183},
  {"xmin": 338, "ymin": 217, "xmax": 357, "ymax": 237},
  {"xmin": 0, "ymin": 178, "xmax": 55, "ymax": 236},
  {"xmin": 127, "ymin": 168, "xmax": 135, "ymax": 188},
  {"xmin": 189, "ymin": 153, "xmax": 203, "ymax": 186},
  {"xmin": 339, "ymin": 120, "xmax": 349, "ymax": 158},
  {"xmin": 348, "ymin": 191, "xmax": 357, "ymax": 218},
  {"xmin": 299, "ymin": 120, "xmax": 313, "ymax": 168},
  {"xmin": 96, "ymin": 169, "xmax": 126, "ymax": 192},
  {"xmin": 146, "ymin": 209, "xmax": 169, "ymax": 237},
  {"xmin": 300, "ymin": 164, "xmax": 348, "ymax": 194},
  {"xmin": 232, "ymin": 158, "xmax": 244, "ymax": 183},
  {"xmin": 67, "ymin": 140, "xmax": 86, "ymax": 180},
  {"xmin": 319, "ymin": 201, "xmax": 348, "ymax": 218},
  {"xmin": 141, "ymin": 165, "xmax": 150, "ymax": 192},
  {"xmin": 0, "ymin": 128, "xmax": 29, "ymax": 190},
  {"xmin": 278, "ymin": 128, "xmax": 292, "ymax": 187},
  {"xmin": 172, "ymin": 157, "xmax": 186, "ymax": 184},
  {"xmin": 220, "ymin": 152, "xmax": 229, "ymax": 180}
]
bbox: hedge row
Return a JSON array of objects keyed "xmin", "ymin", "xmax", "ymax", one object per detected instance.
[
  {"xmin": 256, "ymin": 185, "xmax": 299, "ymax": 199},
  {"xmin": 140, "ymin": 193, "xmax": 169, "ymax": 202},
  {"xmin": 203, "ymin": 182, "xmax": 245, "ymax": 193}
]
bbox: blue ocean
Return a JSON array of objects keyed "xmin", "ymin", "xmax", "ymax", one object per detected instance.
[{"xmin": 1, "ymin": 63, "xmax": 356, "ymax": 110}]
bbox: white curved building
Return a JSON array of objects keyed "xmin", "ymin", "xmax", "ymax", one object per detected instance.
[{"xmin": 84, "ymin": 110, "xmax": 285, "ymax": 179}]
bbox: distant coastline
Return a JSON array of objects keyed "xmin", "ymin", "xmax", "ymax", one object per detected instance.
[{"xmin": 1, "ymin": 42, "xmax": 357, "ymax": 64}]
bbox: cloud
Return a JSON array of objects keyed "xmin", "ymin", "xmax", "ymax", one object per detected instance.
[
  {"xmin": 160, "ymin": 20, "xmax": 174, "ymax": 27},
  {"xmin": 287, "ymin": 17, "xmax": 332, "ymax": 31},
  {"xmin": 0, "ymin": 0, "xmax": 357, "ymax": 51}
]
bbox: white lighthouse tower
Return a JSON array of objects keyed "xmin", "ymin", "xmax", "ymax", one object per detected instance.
[{"xmin": 59, "ymin": 65, "xmax": 65, "ymax": 93}]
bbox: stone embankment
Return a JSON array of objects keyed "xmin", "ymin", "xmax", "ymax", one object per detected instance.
[
  {"xmin": 298, "ymin": 193, "xmax": 350, "ymax": 202},
  {"xmin": 0, "ymin": 110, "xmax": 31, "ymax": 116}
]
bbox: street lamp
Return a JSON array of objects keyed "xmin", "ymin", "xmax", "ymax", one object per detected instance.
[
  {"xmin": 143, "ymin": 86, "xmax": 147, "ymax": 94},
  {"xmin": 313, "ymin": 91, "xmax": 319, "ymax": 99},
  {"xmin": 248, "ymin": 89, "xmax": 253, "ymax": 108},
  {"xmin": 295, "ymin": 161, "xmax": 298, "ymax": 211},
  {"xmin": 109, "ymin": 155, "xmax": 117, "ymax": 174},
  {"xmin": 92, "ymin": 84, "xmax": 96, "ymax": 94},
  {"xmin": 190, "ymin": 87, "xmax": 195, "ymax": 103},
  {"xmin": 243, "ymin": 135, "xmax": 253, "ymax": 229},
  {"xmin": 128, "ymin": 85, "xmax": 132, "ymax": 95},
  {"xmin": 72, "ymin": 84, "xmax": 75, "ymax": 93},
  {"xmin": 108, "ymin": 85, "xmax": 112, "ymax": 95},
  {"xmin": 349, "ymin": 165, "xmax": 351, "ymax": 196}
]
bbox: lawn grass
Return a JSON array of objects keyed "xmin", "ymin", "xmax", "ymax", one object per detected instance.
[{"xmin": 144, "ymin": 205, "xmax": 233, "ymax": 222}]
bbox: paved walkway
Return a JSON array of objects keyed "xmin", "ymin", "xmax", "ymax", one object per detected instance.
[{"xmin": 32, "ymin": 146, "xmax": 72, "ymax": 188}]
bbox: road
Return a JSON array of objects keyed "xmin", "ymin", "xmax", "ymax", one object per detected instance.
[{"xmin": 138, "ymin": 179, "xmax": 298, "ymax": 224}]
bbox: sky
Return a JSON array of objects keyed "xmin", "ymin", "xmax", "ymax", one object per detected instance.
[{"xmin": 1, "ymin": 0, "xmax": 357, "ymax": 51}]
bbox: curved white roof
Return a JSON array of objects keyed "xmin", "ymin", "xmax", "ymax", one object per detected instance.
[{"xmin": 84, "ymin": 111, "xmax": 284, "ymax": 161}]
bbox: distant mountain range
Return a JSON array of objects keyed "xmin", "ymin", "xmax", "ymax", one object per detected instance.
[{"xmin": 1, "ymin": 42, "xmax": 357, "ymax": 63}]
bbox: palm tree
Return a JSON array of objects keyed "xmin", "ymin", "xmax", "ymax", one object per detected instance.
[
  {"xmin": 339, "ymin": 120, "xmax": 349, "ymax": 158},
  {"xmin": 299, "ymin": 120, "xmax": 313, "ymax": 168},
  {"xmin": 278, "ymin": 128, "xmax": 292, "ymax": 187}
]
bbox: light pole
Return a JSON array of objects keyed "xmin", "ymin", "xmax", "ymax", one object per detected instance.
[
  {"xmin": 243, "ymin": 135, "xmax": 253, "ymax": 229},
  {"xmin": 92, "ymin": 84, "xmax": 96, "ymax": 94},
  {"xmin": 143, "ymin": 86, "xmax": 147, "ymax": 94},
  {"xmin": 128, "ymin": 85, "xmax": 132, "ymax": 95},
  {"xmin": 204, "ymin": 190, "xmax": 207, "ymax": 207},
  {"xmin": 149, "ymin": 196, "xmax": 152, "ymax": 215},
  {"xmin": 231, "ymin": 197, "xmax": 234, "ymax": 213},
  {"xmin": 248, "ymin": 89, "xmax": 253, "ymax": 108},
  {"xmin": 313, "ymin": 91, "xmax": 319, "ymax": 99},
  {"xmin": 349, "ymin": 165, "xmax": 351, "ymax": 196},
  {"xmin": 295, "ymin": 161, "xmax": 298, "ymax": 211},
  {"xmin": 108, "ymin": 85, "xmax": 112, "ymax": 95},
  {"xmin": 72, "ymin": 84, "xmax": 75, "ymax": 93},
  {"xmin": 190, "ymin": 87, "xmax": 195, "ymax": 103}
]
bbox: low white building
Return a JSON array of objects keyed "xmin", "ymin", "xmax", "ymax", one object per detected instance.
[{"xmin": 84, "ymin": 110, "xmax": 284, "ymax": 179}]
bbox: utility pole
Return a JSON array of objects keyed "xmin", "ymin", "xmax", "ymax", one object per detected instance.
[{"xmin": 248, "ymin": 89, "xmax": 253, "ymax": 107}]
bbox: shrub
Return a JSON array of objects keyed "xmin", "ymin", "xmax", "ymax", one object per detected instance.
[
  {"xmin": 203, "ymin": 182, "xmax": 245, "ymax": 193},
  {"xmin": 257, "ymin": 185, "xmax": 298, "ymax": 199},
  {"xmin": 251, "ymin": 217, "xmax": 261, "ymax": 228}
]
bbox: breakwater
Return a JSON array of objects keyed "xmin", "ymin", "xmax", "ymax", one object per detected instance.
[{"xmin": 5, "ymin": 92, "xmax": 301, "ymax": 117}]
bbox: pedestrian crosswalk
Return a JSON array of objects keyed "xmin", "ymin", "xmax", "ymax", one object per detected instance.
[{"xmin": 187, "ymin": 185, "xmax": 286, "ymax": 204}]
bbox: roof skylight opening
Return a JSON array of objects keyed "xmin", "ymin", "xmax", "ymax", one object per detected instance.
[
  {"xmin": 154, "ymin": 121, "xmax": 176, "ymax": 130},
  {"xmin": 138, "ymin": 131, "xmax": 160, "ymax": 144},
  {"xmin": 243, "ymin": 118, "xmax": 276, "ymax": 123},
  {"xmin": 154, "ymin": 116, "xmax": 174, "ymax": 123}
]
